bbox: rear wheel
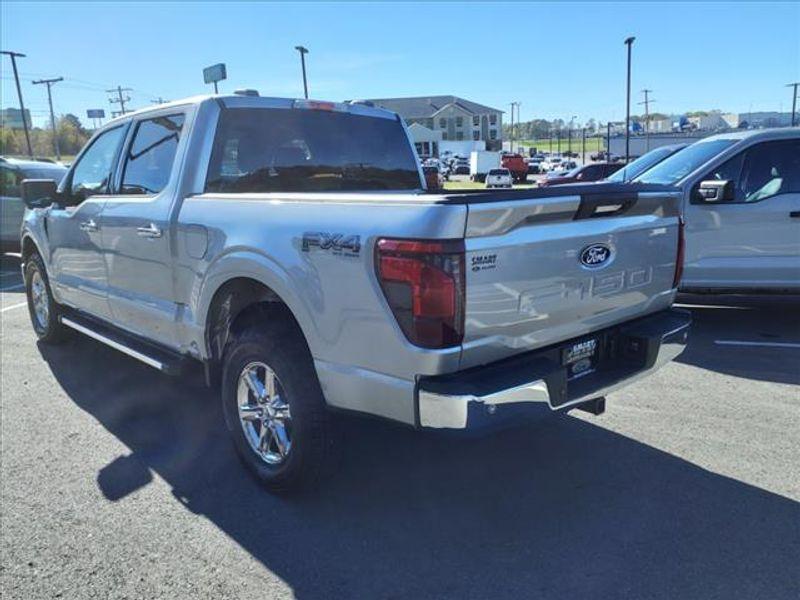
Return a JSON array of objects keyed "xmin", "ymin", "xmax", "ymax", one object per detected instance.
[
  {"xmin": 24, "ymin": 253, "xmax": 68, "ymax": 343},
  {"xmin": 221, "ymin": 311, "xmax": 335, "ymax": 493}
]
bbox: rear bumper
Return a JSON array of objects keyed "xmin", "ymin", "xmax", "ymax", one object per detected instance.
[{"xmin": 416, "ymin": 308, "xmax": 690, "ymax": 430}]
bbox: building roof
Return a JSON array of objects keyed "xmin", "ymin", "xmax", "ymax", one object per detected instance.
[{"xmin": 365, "ymin": 96, "xmax": 503, "ymax": 118}]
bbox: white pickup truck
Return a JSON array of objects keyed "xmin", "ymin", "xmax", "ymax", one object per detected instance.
[{"xmin": 19, "ymin": 94, "xmax": 690, "ymax": 492}]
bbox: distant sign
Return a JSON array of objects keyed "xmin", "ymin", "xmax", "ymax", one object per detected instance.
[
  {"xmin": 203, "ymin": 63, "xmax": 227, "ymax": 84},
  {"xmin": 86, "ymin": 109, "xmax": 105, "ymax": 119}
]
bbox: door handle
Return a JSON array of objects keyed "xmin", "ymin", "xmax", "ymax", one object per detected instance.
[
  {"xmin": 136, "ymin": 223, "xmax": 162, "ymax": 238},
  {"xmin": 79, "ymin": 219, "xmax": 99, "ymax": 232},
  {"xmin": 790, "ymin": 211, "xmax": 800, "ymax": 218}
]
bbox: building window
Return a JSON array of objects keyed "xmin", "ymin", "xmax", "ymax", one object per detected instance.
[
  {"xmin": 489, "ymin": 129, "xmax": 497, "ymax": 140},
  {"xmin": 439, "ymin": 118, "xmax": 446, "ymax": 128},
  {"xmin": 455, "ymin": 116, "xmax": 463, "ymax": 127},
  {"xmin": 489, "ymin": 114, "xmax": 497, "ymax": 126},
  {"xmin": 472, "ymin": 130, "xmax": 479, "ymax": 140},
  {"xmin": 473, "ymin": 115, "xmax": 480, "ymax": 126},
  {"xmin": 456, "ymin": 131, "xmax": 464, "ymax": 140},
  {"xmin": 442, "ymin": 132, "xmax": 448, "ymax": 141}
]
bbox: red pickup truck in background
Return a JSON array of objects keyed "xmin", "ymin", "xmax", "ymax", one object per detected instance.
[{"xmin": 501, "ymin": 153, "xmax": 528, "ymax": 183}]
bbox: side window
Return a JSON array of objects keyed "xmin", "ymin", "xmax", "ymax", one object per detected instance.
[
  {"xmin": 69, "ymin": 126, "xmax": 127, "ymax": 203},
  {"xmin": 701, "ymin": 152, "xmax": 745, "ymax": 201},
  {"xmin": 121, "ymin": 114, "xmax": 185, "ymax": 195},
  {"xmin": 0, "ymin": 167, "xmax": 21, "ymax": 197},
  {"xmin": 740, "ymin": 140, "xmax": 800, "ymax": 202}
]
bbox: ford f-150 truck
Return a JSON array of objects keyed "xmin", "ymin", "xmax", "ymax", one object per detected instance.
[{"xmin": 19, "ymin": 94, "xmax": 690, "ymax": 492}]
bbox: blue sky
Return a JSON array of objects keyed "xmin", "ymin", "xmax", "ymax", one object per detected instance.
[{"xmin": 2, "ymin": 1, "xmax": 799, "ymax": 128}]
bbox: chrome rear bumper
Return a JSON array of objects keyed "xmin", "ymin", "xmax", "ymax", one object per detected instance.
[{"xmin": 417, "ymin": 308, "xmax": 690, "ymax": 430}]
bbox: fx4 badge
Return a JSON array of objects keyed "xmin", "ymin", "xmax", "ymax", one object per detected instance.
[{"xmin": 302, "ymin": 232, "xmax": 361, "ymax": 256}]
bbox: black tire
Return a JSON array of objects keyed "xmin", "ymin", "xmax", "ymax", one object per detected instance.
[
  {"xmin": 24, "ymin": 252, "xmax": 68, "ymax": 343},
  {"xmin": 221, "ymin": 308, "xmax": 335, "ymax": 493}
]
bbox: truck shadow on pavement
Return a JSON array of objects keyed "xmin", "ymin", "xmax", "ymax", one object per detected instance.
[
  {"xmin": 674, "ymin": 295, "xmax": 800, "ymax": 385},
  {"xmin": 40, "ymin": 338, "xmax": 799, "ymax": 600}
]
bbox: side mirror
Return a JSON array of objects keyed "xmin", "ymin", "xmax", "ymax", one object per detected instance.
[
  {"xmin": 695, "ymin": 179, "xmax": 735, "ymax": 203},
  {"xmin": 21, "ymin": 179, "xmax": 58, "ymax": 209}
]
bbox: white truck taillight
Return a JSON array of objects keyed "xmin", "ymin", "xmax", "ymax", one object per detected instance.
[{"xmin": 375, "ymin": 238, "xmax": 465, "ymax": 349}]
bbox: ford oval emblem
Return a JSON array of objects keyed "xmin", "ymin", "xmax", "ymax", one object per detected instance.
[{"xmin": 580, "ymin": 244, "xmax": 612, "ymax": 268}]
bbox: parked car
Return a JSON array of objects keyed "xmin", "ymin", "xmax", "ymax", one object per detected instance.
[
  {"xmin": 541, "ymin": 156, "xmax": 563, "ymax": 172},
  {"xmin": 538, "ymin": 162, "xmax": 623, "ymax": 187},
  {"xmin": 19, "ymin": 94, "xmax": 690, "ymax": 492},
  {"xmin": 452, "ymin": 158, "xmax": 470, "ymax": 175},
  {"xmin": 526, "ymin": 160, "xmax": 542, "ymax": 175},
  {"xmin": 605, "ymin": 144, "xmax": 689, "ymax": 183},
  {"xmin": 422, "ymin": 165, "xmax": 444, "ymax": 189},
  {"xmin": 632, "ymin": 128, "xmax": 800, "ymax": 293},
  {"xmin": 0, "ymin": 157, "xmax": 67, "ymax": 252},
  {"xmin": 485, "ymin": 168, "xmax": 513, "ymax": 188}
]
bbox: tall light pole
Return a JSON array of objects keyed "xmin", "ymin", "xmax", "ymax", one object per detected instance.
[
  {"xmin": 294, "ymin": 45, "xmax": 309, "ymax": 99},
  {"xmin": 1, "ymin": 50, "xmax": 33, "ymax": 157},
  {"xmin": 32, "ymin": 76, "xmax": 63, "ymax": 160},
  {"xmin": 568, "ymin": 115, "xmax": 576, "ymax": 155},
  {"xmin": 788, "ymin": 82, "xmax": 799, "ymax": 127},
  {"xmin": 624, "ymin": 36, "xmax": 636, "ymax": 163},
  {"xmin": 509, "ymin": 101, "xmax": 520, "ymax": 152}
]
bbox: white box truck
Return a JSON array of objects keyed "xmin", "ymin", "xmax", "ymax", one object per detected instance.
[{"xmin": 470, "ymin": 151, "xmax": 501, "ymax": 182}]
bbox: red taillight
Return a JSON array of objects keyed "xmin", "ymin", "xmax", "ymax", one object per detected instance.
[
  {"xmin": 375, "ymin": 238, "xmax": 465, "ymax": 348},
  {"xmin": 673, "ymin": 217, "xmax": 685, "ymax": 288}
]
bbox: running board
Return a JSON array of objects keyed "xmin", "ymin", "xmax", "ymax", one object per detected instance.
[{"xmin": 60, "ymin": 316, "xmax": 187, "ymax": 375}]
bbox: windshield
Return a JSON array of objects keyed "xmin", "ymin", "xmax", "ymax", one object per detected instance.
[
  {"xmin": 607, "ymin": 146, "xmax": 680, "ymax": 182},
  {"xmin": 488, "ymin": 169, "xmax": 508, "ymax": 176},
  {"xmin": 206, "ymin": 108, "xmax": 421, "ymax": 192},
  {"xmin": 633, "ymin": 139, "xmax": 735, "ymax": 185}
]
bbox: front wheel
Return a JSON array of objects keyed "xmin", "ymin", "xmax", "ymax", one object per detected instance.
[
  {"xmin": 221, "ymin": 312, "xmax": 335, "ymax": 493},
  {"xmin": 25, "ymin": 253, "xmax": 68, "ymax": 343}
]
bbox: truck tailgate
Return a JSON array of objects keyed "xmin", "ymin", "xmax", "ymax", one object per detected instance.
[{"xmin": 455, "ymin": 186, "xmax": 682, "ymax": 368}]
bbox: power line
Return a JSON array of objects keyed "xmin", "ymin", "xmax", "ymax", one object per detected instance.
[{"xmin": 32, "ymin": 76, "xmax": 63, "ymax": 160}]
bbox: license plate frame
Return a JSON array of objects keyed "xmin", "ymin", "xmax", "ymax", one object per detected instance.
[{"xmin": 562, "ymin": 338, "xmax": 599, "ymax": 377}]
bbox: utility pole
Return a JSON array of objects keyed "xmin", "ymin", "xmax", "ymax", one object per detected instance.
[
  {"xmin": 638, "ymin": 89, "xmax": 655, "ymax": 151},
  {"xmin": 32, "ymin": 76, "xmax": 63, "ymax": 160},
  {"xmin": 787, "ymin": 82, "xmax": 799, "ymax": 127},
  {"xmin": 509, "ymin": 101, "xmax": 520, "ymax": 153},
  {"xmin": 151, "ymin": 97, "xmax": 167, "ymax": 105},
  {"xmin": 581, "ymin": 127, "xmax": 586, "ymax": 164},
  {"xmin": 1, "ymin": 50, "xmax": 33, "ymax": 158},
  {"xmin": 557, "ymin": 127, "xmax": 561, "ymax": 155},
  {"xmin": 624, "ymin": 36, "xmax": 636, "ymax": 163},
  {"xmin": 606, "ymin": 121, "xmax": 611, "ymax": 159},
  {"xmin": 107, "ymin": 85, "xmax": 132, "ymax": 115},
  {"xmin": 294, "ymin": 46, "xmax": 309, "ymax": 99}
]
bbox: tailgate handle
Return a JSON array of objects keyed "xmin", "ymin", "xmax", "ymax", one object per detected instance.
[{"xmin": 574, "ymin": 194, "xmax": 637, "ymax": 220}]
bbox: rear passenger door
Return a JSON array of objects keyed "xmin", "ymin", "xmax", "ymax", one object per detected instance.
[
  {"xmin": 683, "ymin": 139, "xmax": 800, "ymax": 289},
  {"xmin": 0, "ymin": 166, "xmax": 23, "ymax": 247},
  {"xmin": 100, "ymin": 111, "xmax": 187, "ymax": 348}
]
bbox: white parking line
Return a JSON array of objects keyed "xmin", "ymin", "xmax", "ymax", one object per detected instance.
[
  {"xmin": 0, "ymin": 283, "xmax": 25, "ymax": 292},
  {"xmin": 715, "ymin": 340, "xmax": 800, "ymax": 349},
  {"xmin": 1, "ymin": 301, "xmax": 28, "ymax": 313}
]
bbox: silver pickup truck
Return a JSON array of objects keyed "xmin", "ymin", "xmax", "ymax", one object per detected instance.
[{"xmin": 19, "ymin": 94, "xmax": 690, "ymax": 492}]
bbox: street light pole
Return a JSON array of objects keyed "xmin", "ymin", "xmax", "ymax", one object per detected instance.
[
  {"xmin": 1, "ymin": 50, "xmax": 33, "ymax": 157},
  {"xmin": 32, "ymin": 76, "xmax": 63, "ymax": 160},
  {"xmin": 788, "ymin": 82, "xmax": 800, "ymax": 127},
  {"xmin": 294, "ymin": 45, "xmax": 309, "ymax": 99},
  {"xmin": 624, "ymin": 36, "xmax": 636, "ymax": 164},
  {"xmin": 581, "ymin": 127, "xmax": 586, "ymax": 164}
]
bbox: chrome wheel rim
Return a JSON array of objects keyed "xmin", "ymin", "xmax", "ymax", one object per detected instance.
[
  {"xmin": 30, "ymin": 271, "xmax": 49, "ymax": 330},
  {"xmin": 236, "ymin": 361, "xmax": 292, "ymax": 466}
]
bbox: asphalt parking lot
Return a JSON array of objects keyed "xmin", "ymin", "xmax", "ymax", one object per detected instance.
[{"xmin": 1, "ymin": 252, "xmax": 798, "ymax": 599}]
